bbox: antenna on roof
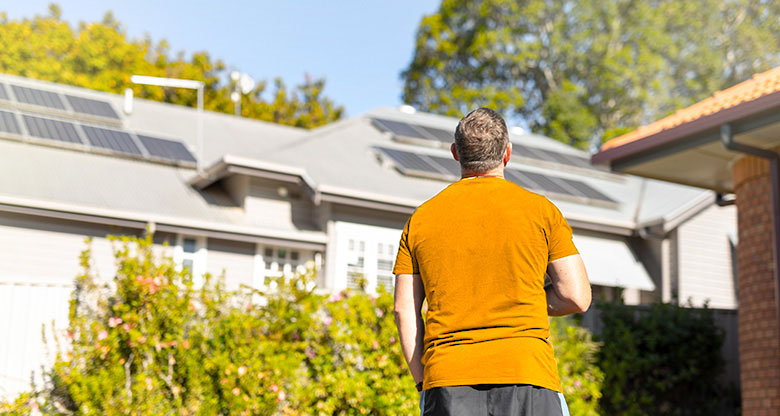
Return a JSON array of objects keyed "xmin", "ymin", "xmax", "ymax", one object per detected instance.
[{"xmin": 230, "ymin": 71, "xmax": 255, "ymax": 117}]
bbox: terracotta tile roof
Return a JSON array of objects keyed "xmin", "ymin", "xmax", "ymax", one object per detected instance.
[{"xmin": 601, "ymin": 66, "xmax": 780, "ymax": 150}]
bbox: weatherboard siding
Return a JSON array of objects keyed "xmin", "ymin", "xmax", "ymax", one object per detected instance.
[
  {"xmin": 0, "ymin": 213, "xmax": 134, "ymax": 400},
  {"xmin": 0, "ymin": 212, "xmax": 127, "ymax": 283},
  {"xmin": 677, "ymin": 204, "xmax": 738, "ymax": 309},
  {"xmin": 206, "ymin": 238, "xmax": 255, "ymax": 289},
  {"xmin": 244, "ymin": 178, "xmax": 317, "ymax": 231}
]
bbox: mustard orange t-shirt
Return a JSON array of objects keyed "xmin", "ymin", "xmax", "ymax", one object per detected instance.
[{"xmin": 393, "ymin": 176, "xmax": 579, "ymax": 392}]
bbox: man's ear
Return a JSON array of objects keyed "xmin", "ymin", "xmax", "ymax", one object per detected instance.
[
  {"xmin": 503, "ymin": 142, "xmax": 512, "ymax": 166},
  {"xmin": 451, "ymin": 143, "xmax": 459, "ymax": 161}
]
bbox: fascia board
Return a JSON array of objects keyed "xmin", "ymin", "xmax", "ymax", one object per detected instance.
[{"xmin": 0, "ymin": 194, "xmax": 328, "ymax": 246}]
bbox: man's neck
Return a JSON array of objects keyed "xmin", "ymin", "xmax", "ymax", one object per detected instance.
[{"xmin": 461, "ymin": 166, "xmax": 505, "ymax": 179}]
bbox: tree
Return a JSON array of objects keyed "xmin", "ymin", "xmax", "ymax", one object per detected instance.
[
  {"xmin": 401, "ymin": 0, "xmax": 780, "ymax": 148},
  {"xmin": 0, "ymin": 4, "xmax": 343, "ymax": 129}
]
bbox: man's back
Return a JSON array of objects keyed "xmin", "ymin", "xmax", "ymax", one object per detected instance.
[
  {"xmin": 392, "ymin": 107, "xmax": 589, "ymax": 416},
  {"xmin": 394, "ymin": 176, "xmax": 578, "ymax": 392}
]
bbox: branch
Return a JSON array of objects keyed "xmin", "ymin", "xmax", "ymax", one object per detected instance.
[{"xmin": 124, "ymin": 353, "xmax": 134, "ymax": 402}]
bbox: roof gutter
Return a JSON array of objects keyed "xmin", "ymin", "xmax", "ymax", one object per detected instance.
[
  {"xmin": 720, "ymin": 123, "xmax": 780, "ymax": 353},
  {"xmin": 0, "ymin": 195, "xmax": 327, "ymax": 249}
]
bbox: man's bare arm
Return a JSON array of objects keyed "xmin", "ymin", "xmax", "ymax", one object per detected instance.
[
  {"xmin": 393, "ymin": 273, "xmax": 425, "ymax": 384},
  {"xmin": 546, "ymin": 254, "xmax": 591, "ymax": 316}
]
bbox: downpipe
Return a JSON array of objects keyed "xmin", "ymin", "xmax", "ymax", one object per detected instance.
[{"xmin": 721, "ymin": 123, "xmax": 780, "ymax": 356}]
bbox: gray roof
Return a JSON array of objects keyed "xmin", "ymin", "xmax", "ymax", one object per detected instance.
[
  {"xmin": 257, "ymin": 106, "xmax": 711, "ymax": 230},
  {"xmin": 0, "ymin": 73, "xmax": 712, "ymax": 239}
]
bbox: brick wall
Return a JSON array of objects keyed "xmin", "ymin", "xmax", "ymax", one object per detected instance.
[{"xmin": 732, "ymin": 149, "xmax": 780, "ymax": 415}]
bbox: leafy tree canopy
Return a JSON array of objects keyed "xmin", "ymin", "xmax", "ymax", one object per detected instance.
[
  {"xmin": 402, "ymin": 0, "xmax": 780, "ymax": 148},
  {"xmin": 0, "ymin": 4, "xmax": 343, "ymax": 129}
]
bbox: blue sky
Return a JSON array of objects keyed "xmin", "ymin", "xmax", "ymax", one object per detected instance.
[{"xmin": 2, "ymin": 0, "xmax": 441, "ymax": 117}]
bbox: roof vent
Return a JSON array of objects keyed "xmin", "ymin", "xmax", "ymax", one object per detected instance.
[
  {"xmin": 399, "ymin": 104, "xmax": 416, "ymax": 114},
  {"xmin": 510, "ymin": 126, "xmax": 525, "ymax": 135},
  {"xmin": 123, "ymin": 88, "xmax": 133, "ymax": 115}
]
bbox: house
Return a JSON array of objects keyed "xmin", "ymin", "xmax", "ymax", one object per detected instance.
[
  {"xmin": 592, "ymin": 66, "xmax": 780, "ymax": 416},
  {"xmin": 0, "ymin": 73, "xmax": 737, "ymax": 399}
]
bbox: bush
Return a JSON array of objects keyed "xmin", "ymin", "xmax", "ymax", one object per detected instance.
[
  {"xmin": 596, "ymin": 300, "xmax": 731, "ymax": 415},
  {"xmin": 549, "ymin": 317, "xmax": 603, "ymax": 416},
  {"xmin": 2, "ymin": 234, "xmax": 604, "ymax": 415},
  {"xmin": 0, "ymin": 234, "xmax": 415, "ymax": 415}
]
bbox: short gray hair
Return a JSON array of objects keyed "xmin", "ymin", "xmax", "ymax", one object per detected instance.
[{"xmin": 454, "ymin": 108, "xmax": 509, "ymax": 173}]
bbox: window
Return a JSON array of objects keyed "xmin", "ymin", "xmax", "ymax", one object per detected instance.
[
  {"xmin": 346, "ymin": 238, "xmax": 366, "ymax": 291},
  {"xmin": 376, "ymin": 243, "xmax": 396, "ymax": 292},
  {"xmin": 334, "ymin": 222, "xmax": 404, "ymax": 293},
  {"xmin": 376, "ymin": 259, "xmax": 394, "ymax": 292},
  {"xmin": 253, "ymin": 245, "xmax": 315, "ymax": 289},
  {"xmin": 176, "ymin": 235, "xmax": 206, "ymax": 287},
  {"xmin": 183, "ymin": 238, "xmax": 196, "ymax": 254}
]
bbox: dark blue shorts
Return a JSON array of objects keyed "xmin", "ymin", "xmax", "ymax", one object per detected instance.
[{"xmin": 419, "ymin": 384, "xmax": 570, "ymax": 416}]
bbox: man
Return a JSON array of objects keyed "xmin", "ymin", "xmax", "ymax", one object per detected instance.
[{"xmin": 393, "ymin": 108, "xmax": 591, "ymax": 416}]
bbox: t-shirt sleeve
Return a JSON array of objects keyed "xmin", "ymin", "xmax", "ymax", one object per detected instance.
[
  {"xmin": 393, "ymin": 218, "xmax": 418, "ymax": 274},
  {"xmin": 546, "ymin": 200, "xmax": 579, "ymax": 262}
]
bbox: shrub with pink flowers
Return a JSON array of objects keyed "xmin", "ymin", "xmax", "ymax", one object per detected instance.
[{"xmin": 1, "ymin": 233, "xmax": 602, "ymax": 415}]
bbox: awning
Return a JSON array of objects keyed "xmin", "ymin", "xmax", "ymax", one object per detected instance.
[{"xmin": 572, "ymin": 233, "xmax": 656, "ymax": 291}]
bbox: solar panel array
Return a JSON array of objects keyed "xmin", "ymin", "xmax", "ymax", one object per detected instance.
[
  {"xmin": 82, "ymin": 125, "xmax": 143, "ymax": 156},
  {"xmin": 372, "ymin": 118, "xmax": 454, "ymax": 144},
  {"xmin": 0, "ymin": 110, "xmax": 196, "ymax": 166},
  {"xmin": 0, "ymin": 82, "xmax": 121, "ymax": 121},
  {"xmin": 377, "ymin": 147, "xmax": 614, "ymax": 203},
  {"xmin": 371, "ymin": 117, "xmax": 601, "ymax": 171},
  {"xmin": 66, "ymin": 95, "xmax": 120, "ymax": 119},
  {"xmin": 12, "ymin": 85, "xmax": 66, "ymax": 110},
  {"xmin": 0, "ymin": 110, "xmax": 21, "ymax": 135},
  {"xmin": 138, "ymin": 134, "xmax": 198, "ymax": 163},
  {"xmin": 23, "ymin": 114, "xmax": 82, "ymax": 143}
]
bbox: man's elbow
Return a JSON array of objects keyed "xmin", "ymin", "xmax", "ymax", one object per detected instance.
[{"xmin": 572, "ymin": 288, "xmax": 592, "ymax": 313}]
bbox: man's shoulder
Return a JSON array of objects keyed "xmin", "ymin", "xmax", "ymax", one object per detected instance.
[{"xmin": 414, "ymin": 179, "xmax": 550, "ymax": 214}]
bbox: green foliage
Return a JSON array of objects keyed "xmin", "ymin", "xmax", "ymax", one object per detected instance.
[
  {"xmin": 402, "ymin": 0, "xmax": 780, "ymax": 148},
  {"xmin": 0, "ymin": 4, "xmax": 343, "ymax": 129},
  {"xmin": 596, "ymin": 301, "xmax": 733, "ymax": 415},
  {"xmin": 549, "ymin": 317, "xmax": 603, "ymax": 416},
  {"xmin": 2, "ymin": 234, "xmax": 414, "ymax": 415},
  {"xmin": 1, "ymin": 233, "xmax": 605, "ymax": 414}
]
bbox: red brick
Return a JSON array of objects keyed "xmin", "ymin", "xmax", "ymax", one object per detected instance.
[{"xmin": 733, "ymin": 150, "xmax": 780, "ymax": 415}]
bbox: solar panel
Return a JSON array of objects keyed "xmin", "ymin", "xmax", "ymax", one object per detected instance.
[
  {"xmin": 137, "ymin": 134, "xmax": 196, "ymax": 163},
  {"xmin": 22, "ymin": 114, "xmax": 82, "ymax": 143},
  {"xmin": 0, "ymin": 111, "xmax": 21, "ymax": 135},
  {"xmin": 416, "ymin": 125, "xmax": 453, "ymax": 142},
  {"xmin": 81, "ymin": 125, "xmax": 142, "ymax": 156},
  {"xmin": 520, "ymin": 171, "xmax": 571, "ymax": 195},
  {"xmin": 372, "ymin": 118, "xmax": 426, "ymax": 139},
  {"xmin": 428, "ymin": 155, "xmax": 461, "ymax": 177},
  {"xmin": 11, "ymin": 85, "xmax": 66, "ymax": 110},
  {"xmin": 515, "ymin": 144, "xmax": 600, "ymax": 169},
  {"xmin": 378, "ymin": 147, "xmax": 441, "ymax": 174},
  {"xmin": 561, "ymin": 178, "xmax": 615, "ymax": 202},
  {"xmin": 505, "ymin": 169, "xmax": 540, "ymax": 189},
  {"xmin": 563, "ymin": 154, "xmax": 594, "ymax": 169},
  {"xmin": 0, "ymin": 84, "xmax": 8, "ymax": 101},
  {"xmin": 66, "ymin": 95, "xmax": 120, "ymax": 119}
]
